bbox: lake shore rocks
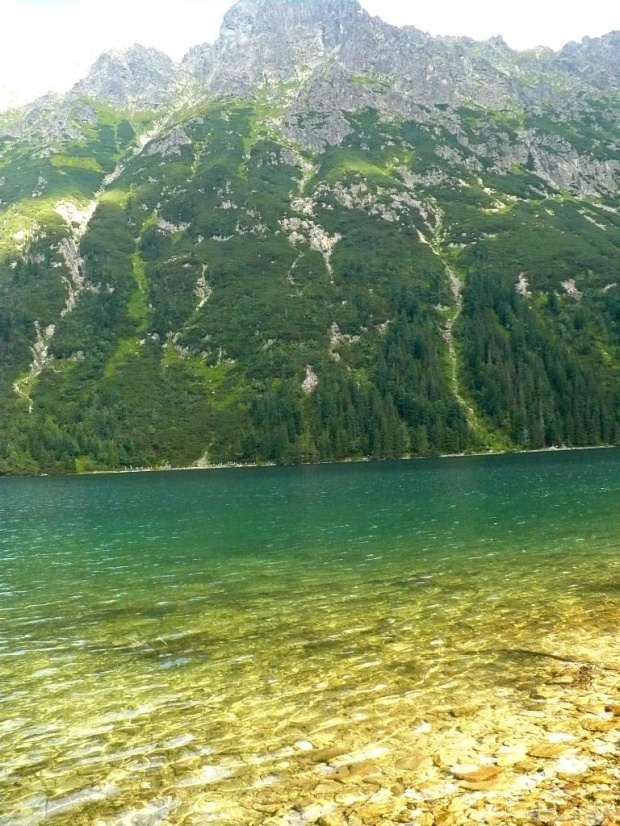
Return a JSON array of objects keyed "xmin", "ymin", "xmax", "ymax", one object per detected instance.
[{"xmin": 236, "ymin": 661, "xmax": 619, "ymax": 826}]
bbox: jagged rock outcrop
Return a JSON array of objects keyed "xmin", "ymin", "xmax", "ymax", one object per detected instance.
[
  {"xmin": 554, "ymin": 31, "xmax": 620, "ymax": 91},
  {"xmin": 3, "ymin": 45, "xmax": 196, "ymax": 143},
  {"xmin": 182, "ymin": 0, "xmax": 618, "ymax": 119},
  {"xmin": 71, "ymin": 44, "xmax": 180, "ymax": 110},
  {"xmin": 185, "ymin": 0, "xmax": 374, "ymax": 93}
]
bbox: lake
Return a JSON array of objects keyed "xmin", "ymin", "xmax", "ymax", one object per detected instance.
[{"xmin": 1, "ymin": 450, "xmax": 620, "ymax": 825}]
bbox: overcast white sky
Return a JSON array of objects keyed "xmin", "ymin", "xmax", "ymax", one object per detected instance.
[{"xmin": 1, "ymin": 0, "xmax": 619, "ymax": 107}]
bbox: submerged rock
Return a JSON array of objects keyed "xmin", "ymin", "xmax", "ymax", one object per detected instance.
[
  {"xmin": 449, "ymin": 765, "xmax": 503, "ymax": 782},
  {"xmin": 528, "ymin": 742, "xmax": 573, "ymax": 759},
  {"xmin": 496, "ymin": 744, "xmax": 528, "ymax": 766}
]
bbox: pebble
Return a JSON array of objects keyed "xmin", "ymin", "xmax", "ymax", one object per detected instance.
[
  {"xmin": 406, "ymin": 782, "xmax": 457, "ymax": 802},
  {"xmin": 434, "ymin": 750, "xmax": 471, "ymax": 769},
  {"xmin": 549, "ymin": 674, "xmax": 575, "ymax": 685},
  {"xmin": 593, "ymin": 791, "xmax": 618, "ymax": 804},
  {"xmin": 532, "ymin": 686, "xmax": 560, "ymax": 700},
  {"xmin": 514, "ymin": 757, "xmax": 538, "ymax": 772},
  {"xmin": 349, "ymin": 760, "xmax": 381, "ymax": 777},
  {"xmin": 298, "ymin": 803, "xmax": 336, "ymax": 822},
  {"xmin": 317, "ymin": 816, "xmax": 346, "ymax": 826},
  {"xmin": 449, "ymin": 705, "xmax": 479, "ymax": 719},
  {"xmin": 555, "ymin": 756, "xmax": 590, "ymax": 777},
  {"xmin": 496, "ymin": 744, "xmax": 527, "ymax": 766},
  {"xmin": 449, "ymin": 765, "xmax": 502, "ymax": 782},
  {"xmin": 581, "ymin": 718, "xmax": 616, "ymax": 733},
  {"xmin": 528, "ymin": 742, "xmax": 571, "ymax": 759},
  {"xmin": 587, "ymin": 772, "xmax": 616, "ymax": 785},
  {"xmin": 414, "ymin": 722, "xmax": 433, "ymax": 734},
  {"xmin": 334, "ymin": 792, "xmax": 366, "ymax": 806},
  {"xmin": 315, "ymin": 746, "xmax": 350, "ymax": 763},
  {"xmin": 460, "ymin": 776, "xmax": 511, "ymax": 792},
  {"xmin": 395, "ymin": 753, "xmax": 427, "ymax": 772},
  {"xmin": 576, "ymin": 703, "xmax": 607, "ymax": 714},
  {"xmin": 548, "ymin": 732, "xmax": 576, "ymax": 744}
]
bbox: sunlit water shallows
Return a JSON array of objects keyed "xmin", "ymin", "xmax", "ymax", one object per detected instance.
[{"xmin": 1, "ymin": 451, "xmax": 620, "ymax": 824}]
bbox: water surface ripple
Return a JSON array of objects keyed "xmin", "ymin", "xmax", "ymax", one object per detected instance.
[{"xmin": 1, "ymin": 451, "xmax": 620, "ymax": 824}]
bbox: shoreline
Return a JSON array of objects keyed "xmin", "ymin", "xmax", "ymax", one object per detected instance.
[{"xmin": 5, "ymin": 443, "xmax": 615, "ymax": 480}]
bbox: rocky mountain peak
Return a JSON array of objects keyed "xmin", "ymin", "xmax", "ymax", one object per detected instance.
[
  {"xmin": 183, "ymin": 0, "xmax": 612, "ymax": 134},
  {"xmin": 3, "ymin": 44, "xmax": 185, "ymax": 142},
  {"xmin": 220, "ymin": 0, "xmax": 363, "ymax": 35},
  {"xmin": 184, "ymin": 0, "xmax": 371, "ymax": 95},
  {"xmin": 555, "ymin": 31, "xmax": 620, "ymax": 89},
  {"xmin": 71, "ymin": 43, "xmax": 180, "ymax": 110}
]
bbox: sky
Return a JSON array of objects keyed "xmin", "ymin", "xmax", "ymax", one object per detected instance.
[{"xmin": 0, "ymin": 0, "xmax": 618, "ymax": 108}]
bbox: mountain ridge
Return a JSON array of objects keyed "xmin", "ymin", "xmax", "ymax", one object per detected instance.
[{"xmin": 4, "ymin": 0, "xmax": 620, "ymax": 121}]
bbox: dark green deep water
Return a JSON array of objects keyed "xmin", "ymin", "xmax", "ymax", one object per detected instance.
[{"xmin": 1, "ymin": 450, "xmax": 620, "ymax": 824}]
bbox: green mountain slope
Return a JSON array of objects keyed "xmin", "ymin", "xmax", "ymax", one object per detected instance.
[{"xmin": 2, "ymin": 4, "xmax": 620, "ymax": 474}]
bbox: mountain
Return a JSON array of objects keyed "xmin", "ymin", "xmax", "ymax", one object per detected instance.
[
  {"xmin": 1, "ymin": 0, "xmax": 620, "ymax": 474},
  {"xmin": 72, "ymin": 44, "xmax": 184, "ymax": 110}
]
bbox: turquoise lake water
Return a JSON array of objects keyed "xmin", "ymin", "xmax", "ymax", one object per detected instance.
[{"xmin": 1, "ymin": 450, "xmax": 620, "ymax": 824}]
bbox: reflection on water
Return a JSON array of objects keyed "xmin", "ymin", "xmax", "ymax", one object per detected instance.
[{"xmin": 1, "ymin": 451, "xmax": 620, "ymax": 824}]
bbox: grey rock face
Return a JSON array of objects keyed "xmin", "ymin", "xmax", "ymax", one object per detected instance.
[
  {"xmin": 4, "ymin": 93, "xmax": 81, "ymax": 142},
  {"xmin": 554, "ymin": 31, "xmax": 620, "ymax": 90},
  {"xmin": 4, "ymin": 44, "xmax": 192, "ymax": 144},
  {"xmin": 182, "ymin": 0, "xmax": 615, "ymax": 115},
  {"xmin": 72, "ymin": 44, "xmax": 180, "ymax": 110},
  {"xmin": 184, "ymin": 0, "xmax": 368, "ymax": 96}
]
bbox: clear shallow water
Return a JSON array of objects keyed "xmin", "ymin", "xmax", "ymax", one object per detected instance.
[{"xmin": 1, "ymin": 450, "xmax": 620, "ymax": 824}]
